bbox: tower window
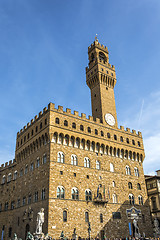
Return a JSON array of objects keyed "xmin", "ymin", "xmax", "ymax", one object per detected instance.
[
  {"xmin": 128, "ymin": 182, "xmax": 132, "ymax": 189},
  {"xmin": 126, "ymin": 138, "xmax": 129, "ymax": 144},
  {"xmin": 72, "ymin": 122, "xmax": 76, "ymax": 129},
  {"xmin": 88, "ymin": 127, "xmax": 91, "ymax": 133},
  {"xmin": 120, "ymin": 136, "xmax": 123, "ymax": 142},
  {"xmin": 99, "ymin": 52, "xmax": 106, "ymax": 62},
  {"xmin": 95, "ymin": 109, "xmax": 97, "ymax": 112},
  {"xmin": 137, "ymin": 183, "xmax": 141, "ymax": 190},
  {"xmin": 85, "ymin": 212, "xmax": 89, "ymax": 222},
  {"xmin": 132, "ymin": 139, "xmax": 135, "ymax": 145},
  {"xmin": 114, "ymin": 135, "xmax": 117, "ymax": 140},
  {"xmin": 64, "ymin": 120, "xmax": 68, "ymax": 127},
  {"xmin": 95, "ymin": 129, "xmax": 98, "ymax": 135},
  {"xmin": 111, "ymin": 73, "xmax": 113, "ymax": 76},
  {"xmin": 107, "ymin": 133, "xmax": 111, "ymax": 138},
  {"xmin": 35, "ymin": 126, "xmax": 38, "ymax": 132},
  {"xmin": 63, "ymin": 210, "xmax": 67, "ymax": 222},
  {"xmin": 106, "ymin": 70, "xmax": 109, "ymax": 74},
  {"xmin": 80, "ymin": 125, "xmax": 84, "ymax": 131},
  {"xmin": 40, "ymin": 122, "xmax": 42, "ymax": 129},
  {"xmin": 45, "ymin": 118, "xmax": 47, "ymax": 125},
  {"xmin": 100, "ymin": 213, "xmax": 103, "ymax": 223},
  {"xmin": 138, "ymin": 141, "xmax": 141, "ymax": 147},
  {"xmin": 94, "ymin": 94, "xmax": 96, "ymax": 97},
  {"xmin": 101, "ymin": 131, "xmax": 104, "ymax": 137},
  {"xmin": 101, "ymin": 68, "xmax": 103, "ymax": 71},
  {"xmin": 55, "ymin": 118, "xmax": 60, "ymax": 124}
]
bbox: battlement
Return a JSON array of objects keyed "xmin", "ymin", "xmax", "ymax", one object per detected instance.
[
  {"xmin": 0, "ymin": 159, "xmax": 16, "ymax": 171},
  {"xmin": 17, "ymin": 107, "xmax": 48, "ymax": 137},
  {"xmin": 16, "ymin": 102, "xmax": 142, "ymax": 139},
  {"xmin": 88, "ymin": 40, "xmax": 109, "ymax": 54}
]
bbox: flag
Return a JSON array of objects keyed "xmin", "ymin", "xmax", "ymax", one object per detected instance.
[
  {"xmin": 108, "ymin": 187, "xmax": 110, "ymax": 199},
  {"xmin": 97, "ymin": 185, "xmax": 100, "ymax": 198}
]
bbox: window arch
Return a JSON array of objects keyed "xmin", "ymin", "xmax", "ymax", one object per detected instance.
[
  {"xmin": 72, "ymin": 122, "xmax": 76, "ymax": 129},
  {"xmin": 72, "ymin": 187, "xmax": 79, "ymax": 200},
  {"xmin": 71, "ymin": 154, "xmax": 77, "ymax": 166},
  {"xmin": 84, "ymin": 157, "xmax": 90, "ymax": 168},
  {"xmin": 137, "ymin": 183, "xmax": 141, "ymax": 190},
  {"xmin": 85, "ymin": 189, "xmax": 92, "ymax": 201},
  {"xmin": 107, "ymin": 133, "xmax": 111, "ymax": 138},
  {"xmin": 14, "ymin": 171, "xmax": 18, "ymax": 180},
  {"xmin": 99, "ymin": 52, "xmax": 106, "ymax": 62},
  {"xmin": 57, "ymin": 186, "xmax": 65, "ymax": 199},
  {"xmin": 126, "ymin": 138, "xmax": 129, "ymax": 144},
  {"xmin": 120, "ymin": 136, "xmax": 123, "ymax": 142},
  {"xmin": 2, "ymin": 175, "xmax": 6, "ymax": 184},
  {"xmin": 95, "ymin": 129, "xmax": 98, "ymax": 135},
  {"xmin": 7, "ymin": 173, "xmax": 12, "ymax": 183},
  {"xmin": 114, "ymin": 135, "xmax": 117, "ymax": 140},
  {"xmin": 113, "ymin": 194, "xmax": 117, "ymax": 203},
  {"xmin": 128, "ymin": 182, "xmax": 132, "ymax": 189},
  {"xmin": 55, "ymin": 118, "xmax": 59, "ymax": 124},
  {"xmin": 138, "ymin": 195, "xmax": 143, "ymax": 205},
  {"xmin": 42, "ymin": 154, "xmax": 47, "ymax": 164},
  {"xmin": 132, "ymin": 139, "xmax": 135, "ymax": 145},
  {"xmin": 134, "ymin": 167, "xmax": 139, "ymax": 177},
  {"xmin": 96, "ymin": 160, "xmax": 100, "ymax": 170},
  {"xmin": 80, "ymin": 125, "xmax": 84, "ymax": 131},
  {"xmin": 126, "ymin": 166, "xmax": 131, "ymax": 175},
  {"xmin": 110, "ymin": 163, "xmax": 114, "ymax": 172},
  {"xmin": 101, "ymin": 131, "xmax": 104, "ymax": 137},
  {"xmin": 57, "ymin": 152, "xmax": 64, "ymax": 163},
  {"xmin": 129, "ymin": 194, "xmax": 134, "ymax": 205},
  {"xmin": 64, "ymin": 120, "xmax": 68, "ymax": 127},
  {"xmin": 88, "ymin": 127, "xmax": 91, "ymax": 133}
]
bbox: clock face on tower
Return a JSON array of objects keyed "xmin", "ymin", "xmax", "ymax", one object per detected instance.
[{"xmin": 105, "ymin": 113, "xmax": 115, "ymax": 126}]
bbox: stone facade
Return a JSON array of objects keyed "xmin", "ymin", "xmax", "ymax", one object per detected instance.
[{"xmin": 0, "ymin": 39, "xmax": 153, "ymax": 239}]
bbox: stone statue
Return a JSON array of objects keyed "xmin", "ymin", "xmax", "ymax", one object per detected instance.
[
  {"xmin": 72, "ymin": 228, "xmax": 77, "ymax": 240},
  {"xmin": 60, "ymin": 231, "xmax": 64, "ymax": 239},
  {"xmin": 133, "ymin": 218, "xmax": 140, "ymax": 238},
  {"xmin": 154, "ymin": 218, "xmax": 160, "ymax": 237},
  {"xmin": 12, "ymin": 233, "xmax": 18, "ymax": 240},
  {"xmin": 26, "ymin": 232, "xmax": 34, "ymax": 240},
  {"xmin": 36, "ymin": 208, "xmax": 44, "ymax": 234}
]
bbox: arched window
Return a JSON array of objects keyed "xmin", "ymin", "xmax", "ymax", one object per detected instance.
[
  {"xmin": 132, "ymin": 139, "xmax": 135, "ymax": 145},
  {"xmin": 20, "ymin": 168, "xmax": 23, "ymax": 177},
  {"xmin": 7, "ymin": 173, "xmax": 12, "ymax": 183},
  {"xmin": 138, "ymin": 141, "xmax": 141, "ymax": 147},
  {"xmin": 95, "ymin": 129, "xmax": 98, "ymax": 135},
  {"xmin": 101, "ymin": 131, "xmax": 104, "ymax": 137},
  {"xmin": 107, "ymin": 133, "xmax": 111, "ymax": 138},
  {"xmin": 41, "ymin": 188, "xmax": 45, "ymax": 200},
  {"xmin": 85, "ymin": 189, "xmax": 92, "ymax": 201},
  {"xmin": 64, "ymin": 120, "xmax": 68, "ymax": 127},
  {"xmin": 57, "ymin": 186, "xmax": 65, "ymax": 199},
  {"xmin": 91, "ymin": 53, "xmax": 95, "ymax": 62},
  {"xmin": 114, "ymin": 135, "xmax": 117, "ymax": 140},
  {"xmin": 14, "ymin": 171, "xmax": 18, "ymax": 180},
  {"xmin": 110, "ymin": 163, "xmax": 114, "ymax": 172},
  {"xmin": 99, "ymin": 52, "xmax": 106, "ymax": 62},
  {"xmin": 42, "ymin": 154, "xmax": 47, "ymax": 164},
  {"xmin": 71, "ymin": 155, "xmax": 77, "ymax": 166},
  {"xmin": 128, "ymin": 182, "xmax": 132, "ymax": 189},
  {"xmin": 129, "ymin": 194, "xmax": 134, "ymax": 205},
  {"xmin": 138, "ymin": 195, "xmax": 143, "ymax": 205},
  {"xmin": 85, "ymin": 211, "xmax": 89, "ymax": 222},
  {"xmin": 126, "ymin": 138, "xmax": 129, "ymax": 144},
  {"xmin": 72, "ymin": 122, "xmax": 76, "ymax": 129},
  {"xmin": 134, "ymin": 167, "xmax": 139, "ymax": 177},
  {"xmin": 30, "ymin": 163, "xmax": 34, "ymax": 171},
  {"xmin": 100, "ymin": 213, "xmax": 103, "ymax": 223},
  {"xmin": 137, "ymin": 183, "xmax": 141, "ymax": 190},
  {"xmin": 88, "ymin": 127, "xmax": 91, "ymax": 133},
  {"xmin": 55, "ymin": 118, "xmax": 59, "ymax": 124},
  {"xmin": 120, "ymin": 136, "xmax": 123, "ymax": 142},
  {"xmin": 84, "ymin": 157, "xmax": 90, "ymax": 168},
  {"xmin": 96, "ymin": 160, "xmax": 100, "ymax": 170},
  {"xmin": 72, "ymin": 187, "xmax": 79, "ymax": 200},
  {"xmin": 80, "ymin": 125, "xmax": 84, "ymax": 131},
  {"xmin": 57, "ymin": 152, "xmax": 64, "ymax": 163},
  {"xmin": 36, "ymin": 158, "xmax": 40, "ymax": 168},
  {"xmin": 126, "ymin": 166, "xmax": 131, "ymax": 175},
  {"xmin": 63, "ymin": 210, "xmax": 67, "ymax": 222},
  {"xmin": 25, "ymin": 165, "xmax": 28, "ymax": 174},
  {"xmin": 113, "ymin": 194, "xmax": 117, "ymax": 203},
  {"xmin": 2, "ymin": 175, "xmax": 6, "ymax": 184}
]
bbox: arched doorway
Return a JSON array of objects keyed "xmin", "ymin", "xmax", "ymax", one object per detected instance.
[{"xmin": 25, "ymin": 224, "xmax": 30, "ymax": 239}]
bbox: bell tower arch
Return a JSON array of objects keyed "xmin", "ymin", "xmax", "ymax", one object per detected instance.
[{"xmin": 86, "ymin": 37, "xmax": 118, "ymax": 128}]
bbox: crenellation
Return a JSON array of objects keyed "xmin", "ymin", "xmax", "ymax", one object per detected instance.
[
  {"xmin": 81, "ymin": 113, "xmax": 86, "ymax": 119},
  {"xmin": 95, "ymin": 118, "xmax": 100, "ymax": 123},
  {"xmin": 5, "ymin": 162, "xmax": 8, "ymax": 167},
  {"xmin": 74, "ymin": 110, "xmax": 79, "ymax": 116},
  {"xmin": 43, "ymin": 107, "xmax": 47, "ymax": 112},
  {"xmin": 88, "ymin": 115, "xmax": 93, "ymax": 121},
  {"xmin": 23, "ymin": 126, "xmax": 26, "ymax": 130},
  {"xmin": 66, "ymin": 108, "xmax": 71, "ymax": 114},
  {"xmin": 48, "ymin": 102, "xmax": 55, "ymax": 110},
  {"xmin": 126, "ymin": 127, "xmax": 130, "ymax": 132},
  {"xmin": 132, "ymin": 129, "xmax": 136, "ymax": 134},
  {"xmin": 58, "ymin": 105, "xmax": 63, "ymax": 112},
  {"xmin": 120, "ymin": 126, "xmax": 124, "ymax": 131},
  {"xmin": 34, "ymin": 115, "xmax": 38, "ymax": 121},
  {"xmin": 31, "ymin": 119, "xmax": 34, "ymax": 124},
  {"xmin": 27, "ymin": 122, "xmax": 30, "ymax": 127},
  {"xmin": 138, "ymin": 131, "xmax": 142, "ymax": 137},
  {"xmin": 39, "ymin": 111, "xmax": 42, "ymax": 117}
]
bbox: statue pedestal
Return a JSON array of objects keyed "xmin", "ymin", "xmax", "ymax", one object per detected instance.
[{"xmin": 34, "ymin": 232, "xmax": 45, "ymax": 239}]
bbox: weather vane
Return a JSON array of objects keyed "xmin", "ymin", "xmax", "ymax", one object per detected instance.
[{"xmin": 95, "ymin": 34, "xmax": 98, "ymax": 41}]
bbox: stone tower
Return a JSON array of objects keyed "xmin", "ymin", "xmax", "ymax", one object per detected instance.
[{"xmin": 86, "ymin": 37, "xmax": 117, "ymax": 128}]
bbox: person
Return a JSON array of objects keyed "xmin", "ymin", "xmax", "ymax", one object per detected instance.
[{"xmin": 36, "ymin": 208, "xmax": 44, "ymax": 234}]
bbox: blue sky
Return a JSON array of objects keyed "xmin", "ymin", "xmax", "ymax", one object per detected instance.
[{"xmin": 0, "ymin": 0, "xmax": 160, "ymax": 175}]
